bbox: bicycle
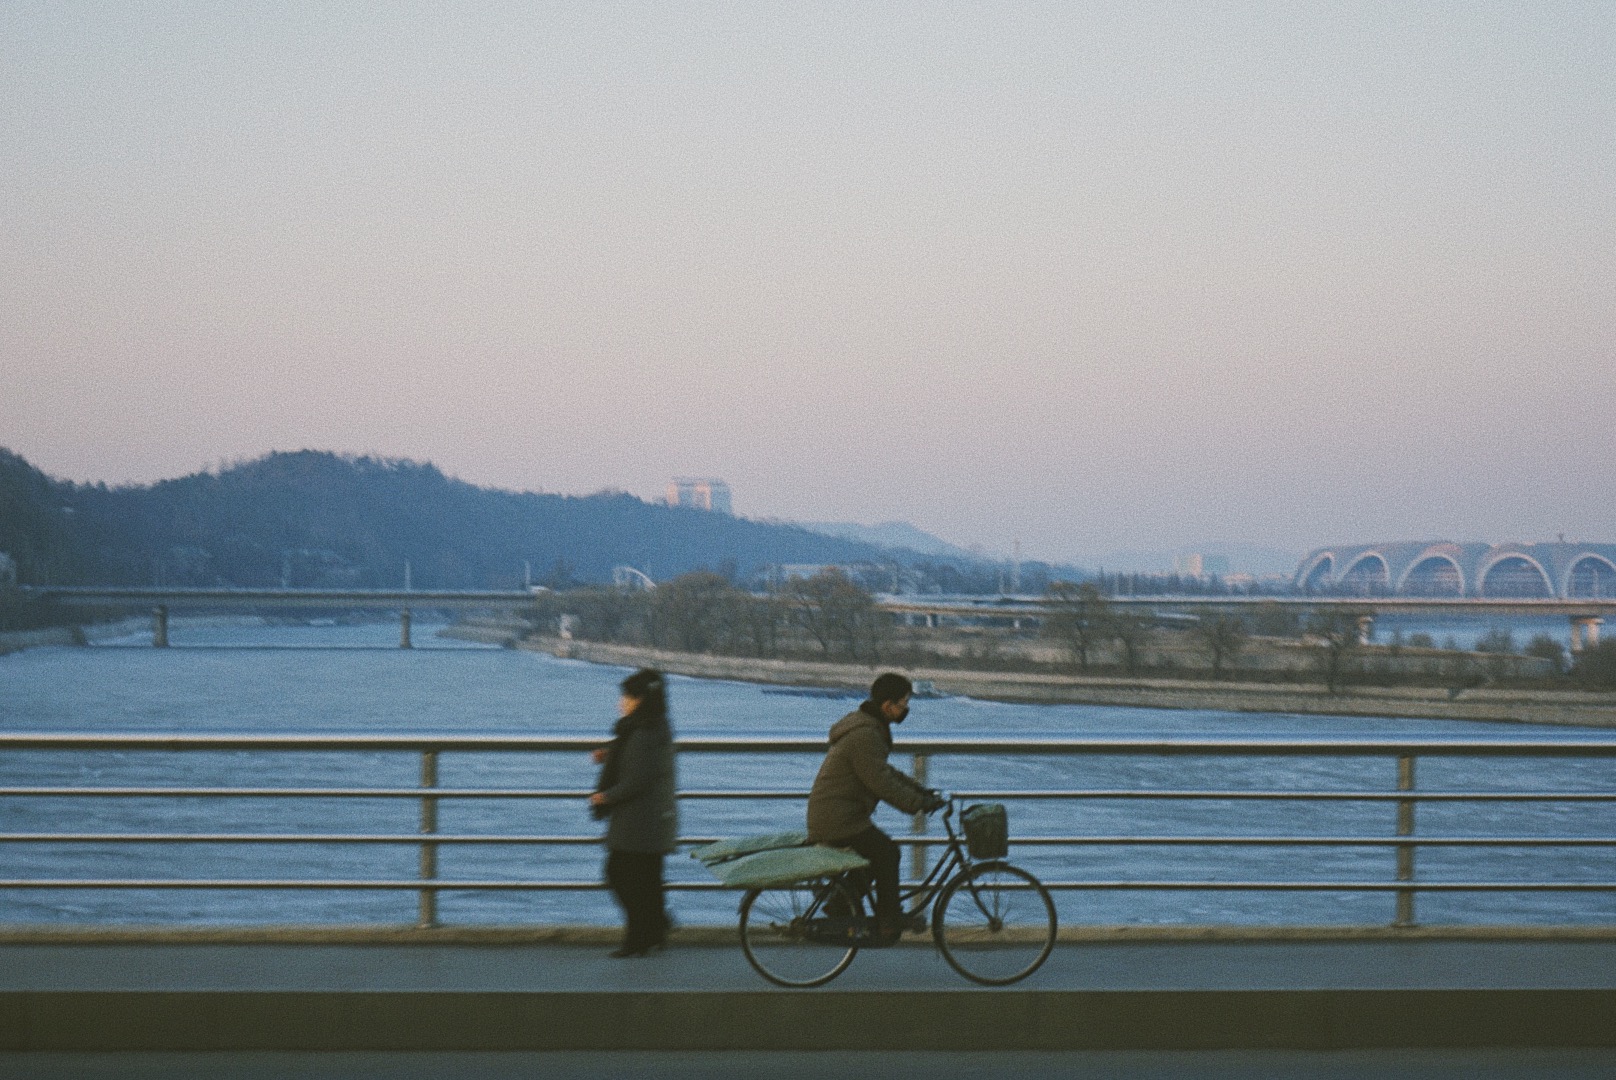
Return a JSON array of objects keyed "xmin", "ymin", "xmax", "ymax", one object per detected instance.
[{"xmin": 736, "ymin": 796, "xmax": 1057, "ymax": 988}]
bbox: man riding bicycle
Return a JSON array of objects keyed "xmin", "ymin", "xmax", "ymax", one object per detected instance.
[{"xmin": 806, "ymin": 672, "xmax": 944, "ymax": 945}]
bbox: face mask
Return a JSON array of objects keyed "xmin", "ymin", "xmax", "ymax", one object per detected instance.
[{"xmin": 889, "ymin": 705, "xmax": 909, "ymax": 724}]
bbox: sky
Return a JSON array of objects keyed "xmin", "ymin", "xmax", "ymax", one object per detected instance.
[{"xmin": 3, "ymin": 2, "xmax": 1612, "ymax": 568}]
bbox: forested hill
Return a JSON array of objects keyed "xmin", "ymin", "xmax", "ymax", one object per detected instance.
[{"xmin": 0, "ymin": 449, "xmax": 904, "ymax": 589}]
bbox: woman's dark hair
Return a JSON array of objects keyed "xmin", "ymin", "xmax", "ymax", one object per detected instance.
[{"xmin": 620, "ymin": 668, "xmax": 668, "ymax": 720}]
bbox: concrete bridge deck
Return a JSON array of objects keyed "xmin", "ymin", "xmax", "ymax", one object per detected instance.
[{"xmin": 5, "ymin": 938, "xmax": 1616, "ymax": 1053}]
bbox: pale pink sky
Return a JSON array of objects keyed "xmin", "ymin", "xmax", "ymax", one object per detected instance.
[{"xmin": 4, "ymin": 3, "xmax": 1612, "ymax": 564}]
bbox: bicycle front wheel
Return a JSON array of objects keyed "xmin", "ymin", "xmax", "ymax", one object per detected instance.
[
  {"xmin": 933, "ymin": 861, "xmax": 1056, "ymax": 985},
  {"xmin": 739, "ymin": 877, "xmax": 863, "ymax": 988}
]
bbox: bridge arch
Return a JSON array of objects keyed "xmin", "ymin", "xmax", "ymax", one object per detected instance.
[
  {"xmin": 612, "ymin": 566, "xmax": 657, "ymax": 591},
  {"xmin": 1337, "ymin": 552, "xmax": 1390, "ymax": 596},
  {"xmin": 1566, "ymin": 554, "xmax": 1616, "ymax": 600},
  {"xmin": 1478, "ymin": 553, "xmax": 1554, "ymax": 598},
  {"xmin": 1397, "ymin": 553, "xmax": 1466, "ymax": 597},
  {"xmin": 1298, "ymin": 553, "xmax": 1335, "ymax": 593}
]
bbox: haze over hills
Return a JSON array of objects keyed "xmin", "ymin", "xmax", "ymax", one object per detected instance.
[
  {"xmin": 797, "ymin": 521, "xmax": 982, "ymax": 563},
  {"xmin": 1095, "ymin": 543, "xmax": 1302, "ymax": 579},
  {"xmin": 0, "ymin": 446, "xmax": 1103, "ymax": 597},
  {"xmin": 0, "ymin": 449, "xmax": 924, "ymax": 590}
]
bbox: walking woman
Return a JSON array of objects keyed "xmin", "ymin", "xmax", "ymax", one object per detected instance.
[{"xmin": 590, "ymin": 668, "xmax": 678, "ymax": 957}]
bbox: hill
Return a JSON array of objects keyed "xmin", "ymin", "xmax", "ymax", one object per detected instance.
[
  {"xmin": 797, "ymin": 520, "xmax": 979, "ymax": 562},
  {"xmin": 0, "ymin": 449, "xmax": 919, "ymax": 589}
]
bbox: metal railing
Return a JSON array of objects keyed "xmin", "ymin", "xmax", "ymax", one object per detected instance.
[{"xmin": 3, "ymin": 733, "xmax": 1616, "ymax": 928}]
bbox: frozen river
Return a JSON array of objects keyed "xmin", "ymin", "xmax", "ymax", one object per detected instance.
[{"xmin": 2, "ymin": 619, "xmax": 1614, "ymax": 928}]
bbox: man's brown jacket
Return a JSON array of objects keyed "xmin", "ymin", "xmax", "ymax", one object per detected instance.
[{"xmin": 806, "ymin": 705, "xmax": 930, "ymax": 844}]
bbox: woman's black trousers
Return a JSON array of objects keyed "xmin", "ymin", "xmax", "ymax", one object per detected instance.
[{"xmin": 605, "ymin": 849, "xmax": 668, "ymax": 950}]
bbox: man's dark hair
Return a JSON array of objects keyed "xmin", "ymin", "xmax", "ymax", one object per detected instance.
[{"xmin": 869, "ymin": 672, "xmax": 913, "ymax": 704}]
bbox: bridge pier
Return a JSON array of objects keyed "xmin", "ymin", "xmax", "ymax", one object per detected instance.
[
  {"xmin": 151, "ymin": 605, "xmax": 168, "ymax": 648},
  {"xmin": 1571, "ymin": 616, "xmax": 1603, "ymax": 653},
  {"xmin": 400, "ymin": 609, "xmax": 412, "ymax": 649},
  {"xmin": 1356, "ymin": 615, "xmax": 1375, "ymax": 646}
]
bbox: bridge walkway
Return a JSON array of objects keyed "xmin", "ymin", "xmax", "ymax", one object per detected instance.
[{"xmin": 4, "ymin": 938, "xmax": 1616, "ymax": 1052}]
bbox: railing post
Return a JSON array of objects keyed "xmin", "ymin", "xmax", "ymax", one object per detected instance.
[
  {"xmin": 152, "ymin": 605, "xmax": 169, "ymax": 648},
  {"xmin": 400, "ymin": 608, "xmax": 413, "ymax": 650},
  {"xmin": 418, "ymin": 749, "xmax": 438, "ymax": 927},
  {"xmin": 910, "ymin": 752, "xmax": 929, "ymax": 880},
  {"xmin": 1395, "ymin": 754, "xmax": 1416, "ymax": 927}
]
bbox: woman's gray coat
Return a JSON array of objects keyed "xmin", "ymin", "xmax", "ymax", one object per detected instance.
[{"xmin": 597, "ymin": 721, "xmax": 678, "ymax": 854}]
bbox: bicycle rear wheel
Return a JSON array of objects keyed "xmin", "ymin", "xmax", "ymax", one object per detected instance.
[
  {"xmin": 933, "ymin": 861, "xmax": 1056, "ymax": 985},
  {"xmin": 739, "ymin": 877, "xmax": 863, "ymax": 988}
]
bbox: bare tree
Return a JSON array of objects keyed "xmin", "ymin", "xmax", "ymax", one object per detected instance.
[
  {"xmin": 649, "ymin": 572, "xmax": 735, "ymax": 653},
  {"xmin": 1042, "ymin": 582, "xmax": 1112, "ymax": 671},
  {"xmin": 782, "ymin": 569, "xmax": 884, "ymax": 660},
  {"xmin": 1306, "ymin": 608, "xmax": 1366, "ymax": 693},
  {"xmin": 1111, "ymin": 610, "xmax": 1152, "ymax": 675},
  {"xmin": 1191, "ymin": 608, "xmax": 1248, "ymax": 678},
  {"xmin": 721, "ymin": 591, "xmax": 787, "ymax": 659}
]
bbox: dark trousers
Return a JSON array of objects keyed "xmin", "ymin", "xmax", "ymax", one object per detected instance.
[
  {"xmin": 839, "ymin": 825, "xmax": 901, "ymax": 926},
  {"xmin": 605, "ymin": 849, "xmax": 668, "ymax": 950}
]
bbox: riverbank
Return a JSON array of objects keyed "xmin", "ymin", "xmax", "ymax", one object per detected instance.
[
  {"xmin": 518, "ymin": 636, "xmax": 1616, "ymax": 728},
  {"xmin": 0, "ymin": 625, "xmax": 84, "ymax": 655},
  {"xmin": 0, "ymin": 616, "xmax": 197, "ymax": 655}
]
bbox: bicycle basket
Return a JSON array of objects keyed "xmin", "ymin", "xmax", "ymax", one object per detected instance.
[{"xmin": 961, "ymin": 803, "xmax": 1008, "ymax": 860}]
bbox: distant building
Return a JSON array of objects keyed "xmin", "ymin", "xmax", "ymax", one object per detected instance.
[
  {"xmin": 1175, "ymin": 553, "xmax": 1230, "ymax": 578},
  {"xmin": 666, "ymin": 478, "xmax": 732, "ymax": 514}
]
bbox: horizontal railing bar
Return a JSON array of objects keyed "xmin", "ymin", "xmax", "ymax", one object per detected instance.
[
  {"xmin": 953, "ymin": 791, "xmax": 1616, "ymax": 802},
  {"xmin": 7, "ymin": 786, "xmax": 1616, "ymax": 802},
  {"xmin": 0, "ymin": 787, "xmax": 600, "ymax": 799},
  {"xmin": 0, "ymin": 833, "xmax": 608, "ymax": 844},
  {"xmin": 919, "ymin": 836, "xmax": 1616, "ymax": 847},
  {"xmin": 0, "ymin": 788, "xmax": 801, "ymax": 799},
  {"xmin": 2, "ymin": 879, "xmax": 1613, "ymax": 892},
  {"xmin": 1035, "ymin": 882, "xmax": 1616, "ymax": 892},
  {"xmin": 6, "ymin": 734, "xmax": 1616, "ymax": 756},
  {"xmin": 5, "ymin": 833, "xmax": 1616, "ymax": 848},
  {"xmin": 0, "ymin": 879, "xmax": 722, "ymax": 891}
]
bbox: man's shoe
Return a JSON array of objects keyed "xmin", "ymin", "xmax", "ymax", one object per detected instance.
[{"xmin": 862, "ymin": 920, "xmax": 904, "ymax": 948}]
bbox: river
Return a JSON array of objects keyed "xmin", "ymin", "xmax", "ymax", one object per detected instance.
[{"xmin": 2, "ymin": 619, "xmax": 1613, "ymax": 928}]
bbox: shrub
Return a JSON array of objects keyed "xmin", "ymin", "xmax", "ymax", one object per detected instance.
[
  {"xmin": 1524, "ymin": 634, "xmax": 1567, "ymax": 674},
  {"xmin": 1570, "ymin": 641, "xmax": 1616, "ymax": 690}
]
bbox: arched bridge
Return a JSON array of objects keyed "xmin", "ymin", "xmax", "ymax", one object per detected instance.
[{"xmin": 1296, "ymin": 542, "xmax": 1616, "ymax": 601}]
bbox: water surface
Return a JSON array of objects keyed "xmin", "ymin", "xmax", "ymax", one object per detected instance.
[{"xmin": 3, "ymin": 620, "xmax": 1613, "ymax": 927}]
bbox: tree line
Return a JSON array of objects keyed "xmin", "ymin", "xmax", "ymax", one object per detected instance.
[
  {"xmin": 1039, "ymin": 582, "xmax": 1616, "ymax": 691},
  {"xmin": 537, "ymin": 568, "xmax": 893, "ymax": 663}
]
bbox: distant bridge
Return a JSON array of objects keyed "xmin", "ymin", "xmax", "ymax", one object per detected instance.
[
  {"xmin": 877, "ymin": 594, "xmax": 1616, "ymax": 651},
  {"xmin": 1296, "ymin": 541, "xmax": 1616, "ymax": 601},
  {"xmin": 20, "ymin": 586, "xmax": 540, "ymax": 649},
  {"xmin": 23, "ymin": 586, "xmax": 539, "ymax": 611},
  {"xmin": 18, "ymin": 584, "xmax": 1616, "ymax": 652}
]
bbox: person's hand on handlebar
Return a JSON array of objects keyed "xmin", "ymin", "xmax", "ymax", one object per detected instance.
[{"xmin": 921, "ymin": 788, "xmax": 948, "ymax": 814}]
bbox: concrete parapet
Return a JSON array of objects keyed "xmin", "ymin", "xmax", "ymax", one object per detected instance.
[{"xmin": 4, "ymin": 941, "xmax": 1616, "ymax": 1051}]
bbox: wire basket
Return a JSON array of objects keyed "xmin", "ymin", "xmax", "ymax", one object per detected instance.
[{"xmin": 960, "ymin": 803, "xmax": 1008, "ymax": 860}]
